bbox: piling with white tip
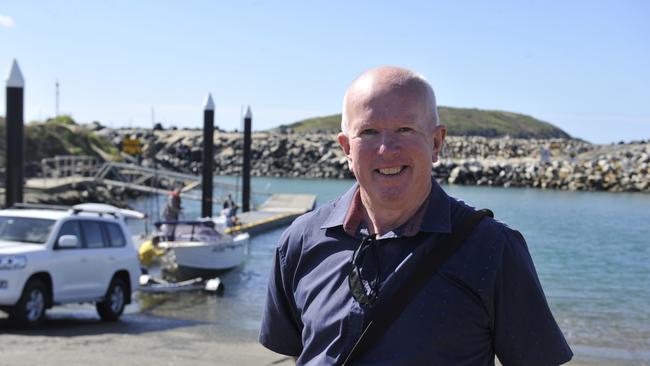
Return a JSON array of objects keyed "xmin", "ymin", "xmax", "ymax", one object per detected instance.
[
  {"xmin": 6, "ymin": 59, "xmax": 24, "ymax": 88},
  {"xmin": 5, "ymin": 59, "xmax": 25, "ymax": 207},
  {"xmin": 202, "ymin": 93, "xmax": 215, "ymax": 217},
  {"xmin": 204, "ymin": 93, "xmax": 215, "ymax": 111},
  {"xmin": 243, "ymin": 105, "xmax": 252, "ymax": 212}
]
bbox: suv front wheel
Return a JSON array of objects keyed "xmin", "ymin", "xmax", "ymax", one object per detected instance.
[
  {"xmin": 11, "ymin": 279, "xmax": 47, "ymax": 327},
  {"xmin": 96, "ymin": 277, "xmax": 127, "ymax": 321}
]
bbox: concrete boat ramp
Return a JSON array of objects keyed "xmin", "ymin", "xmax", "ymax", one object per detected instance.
[{"xmin": 226, "ymin": 193, "xmax": 317, "ymax": 235}]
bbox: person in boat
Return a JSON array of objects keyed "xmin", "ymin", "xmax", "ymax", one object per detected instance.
[
  {"xmin": 163, "ymin": 188, "xmax": 182, "ymax": 221},
  {"xmin": 222, "ymin": 194, "xmax": 238, "ymax": 215},
  {"xmin": 223, "ymin": 193, "xmax": 236, "ymax": 211},
  {"xmin": 222, "ymin": 194, "xmax": 240, "ymax": 227},
  {"xmin": 259, "ymin": 66, "xmax": 573, "ymax": 365},
  {"xmin": 161, "ymin": 188, "xmax": 182, "ymax": 239}
]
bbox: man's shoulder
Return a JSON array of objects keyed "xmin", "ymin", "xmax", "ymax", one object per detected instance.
[
  {"xmin": 447, "ymin": 196, "xmax": 525, "ymax": 250},
  {"xmin": 477, "ymin": 213, "xmax": 520, "ymax": 242},
  {"xmin": 443, "ymin": 197, "xmax": 532, "ymax": 295}
]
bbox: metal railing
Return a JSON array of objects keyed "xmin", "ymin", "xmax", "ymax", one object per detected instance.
[{"xmin": 40, "ymin": 155, "xmax": 101, "ymax": 179}]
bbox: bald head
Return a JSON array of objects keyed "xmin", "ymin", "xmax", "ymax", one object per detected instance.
[{"xmin": 341, "ymin": 66, "xmax": 439, "ymax": 135}]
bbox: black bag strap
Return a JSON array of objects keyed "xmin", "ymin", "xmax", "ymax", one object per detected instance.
[{"xmin": 342, "ymin": 208, "xmax": 494, "ymax": 365}]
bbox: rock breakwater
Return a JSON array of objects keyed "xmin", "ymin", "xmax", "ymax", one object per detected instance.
[{"xmin": 105, "ymin": 129, "xmax": 649, "ymax": 193}]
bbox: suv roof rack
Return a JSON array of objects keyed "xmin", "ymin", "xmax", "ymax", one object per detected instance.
[
  {"xmin": 10, "ymin": 203, "xmax": 71, "ymax": 211},
  {"xmin": 7, "ymin": 203, "xmax": 145, "ymax": 220},
  {"xmin": 10, "ymin": 202, "xmax": 118, "ymax": 218},
  {"xmin": 72, "ymin": 208, "xmax": 118, "ymax": 218},
  {"xmin": 72, "ymin": 203, "xmax": 146, "ymax": 220}
]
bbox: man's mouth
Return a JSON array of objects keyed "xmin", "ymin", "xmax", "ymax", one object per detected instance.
[{"xmin": 376, "ymin": 166, "xmax": 406, "ymax": 176}]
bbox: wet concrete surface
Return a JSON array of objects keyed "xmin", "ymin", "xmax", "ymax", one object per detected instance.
[
  {"xmin": 0, "ymin": 294, "xmax": 291, "ymax": 366},
  {"xmin": 0, "ymin": 300, "xmax": 620, "ymax": 366}
]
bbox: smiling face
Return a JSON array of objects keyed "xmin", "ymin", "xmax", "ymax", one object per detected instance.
[{"xmin": 338, "ymin": 68, "xmax": 446, "ymax": 213}]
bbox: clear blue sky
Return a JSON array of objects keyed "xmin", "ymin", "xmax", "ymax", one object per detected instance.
[{"xmin": 1, "ymin": 1, "xmax": 648, "ymax": 143}]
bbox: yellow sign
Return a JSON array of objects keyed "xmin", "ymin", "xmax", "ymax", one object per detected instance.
[{"xmin": 122, "ymin": 137, "xmax": 142, "ymax": 155}]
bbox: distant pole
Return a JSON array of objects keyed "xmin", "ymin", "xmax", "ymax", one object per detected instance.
[
  {"xmin": 242, "ymin": 105, "xmax": 252, "ymax": 212},
  {"xmin": 201, "ymin": 93, "xmax": 215, "ymax": 218},
  {"xmin": 55, "ymin": 78, "xmax": 60, "ymax": 117},
  {"xmin": 5, "ymin": 60, "xmax": 25, "ymax": 208}
]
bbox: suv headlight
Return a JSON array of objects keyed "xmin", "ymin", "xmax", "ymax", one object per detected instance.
[{"xmin": 0, "ymin": 255, "xmax": 27, "ymax": 270}]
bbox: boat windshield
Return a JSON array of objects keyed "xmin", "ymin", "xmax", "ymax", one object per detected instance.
[
  {"xmin": 0, "ymin": 216, "xmax": 56, "ymax": 244},
  {"xmin": 174, "ymin": 224, "xmax": 223, "ymax": 242}
]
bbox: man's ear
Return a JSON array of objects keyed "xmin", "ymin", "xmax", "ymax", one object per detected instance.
[
  {"xmin": 337, "ymin": 133, "xmax": 350, "ymax": 156},
  {"xmin": 337, "ymin": 133, "xmax": 353, "ymax": 171},
  {"xmin": 431, "ymin": 125, "xmax": 447, "ymax": 163}
]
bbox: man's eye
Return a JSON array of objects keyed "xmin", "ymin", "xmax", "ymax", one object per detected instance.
[
  {"xmin": 397, "ymin": 127, "xmax": 413, "ymax": 133},
  {"xmin": 360, "ymin": 129, "xmax": 378, "ymax": 136}
]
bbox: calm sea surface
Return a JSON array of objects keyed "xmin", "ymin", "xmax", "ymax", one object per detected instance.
[{"xmin": 128, "ymin": 176, "xmax": 650, "ymax": 365}]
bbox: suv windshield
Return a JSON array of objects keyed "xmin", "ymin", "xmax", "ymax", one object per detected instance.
[{"xmin": 0, "ymin": 217, "xmax": 56, "ymax": 244}]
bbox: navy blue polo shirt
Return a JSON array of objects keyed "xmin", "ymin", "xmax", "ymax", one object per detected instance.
[{"xmin": 260, "ymin": 179, "xmax": 573, "ymax": 365}]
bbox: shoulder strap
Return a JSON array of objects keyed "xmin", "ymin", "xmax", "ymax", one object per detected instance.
[{"xmin": 342, "ymin": 208, "xmax": 494, "ymax": 365}]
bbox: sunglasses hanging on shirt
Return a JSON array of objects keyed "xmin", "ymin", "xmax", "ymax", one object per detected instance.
[{"xmin": 348, "ymin": 233, "xmax": 380, "ymax": 305}]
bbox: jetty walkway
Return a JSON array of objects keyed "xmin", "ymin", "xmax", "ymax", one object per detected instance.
[{"xmin": 226, "ymin": 193, "xmax": 316, "ymax": 235}]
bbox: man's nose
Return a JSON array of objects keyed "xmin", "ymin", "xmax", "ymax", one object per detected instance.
[{"xmin": 377, "ymin": 132, "xmax": 401, "ymax": 155}]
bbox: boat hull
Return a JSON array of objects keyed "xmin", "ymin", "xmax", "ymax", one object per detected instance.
[{"xmin": 165, "ymin": 233, "xmax": 250, "ymax": 274}]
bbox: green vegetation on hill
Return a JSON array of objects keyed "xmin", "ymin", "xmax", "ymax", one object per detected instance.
[
  {"xmin": 278, "ymin": 107, "xmax": 571, "ymax": 139},
  {"xmin": 279, "ymin": 115, "xmax": 341, "ymax": 133},
  {"xmin": 0, "ymin": 115, "xmax": 118, "ymax": 166},
  {"xmin": 438, "ymin": 107, "xmax": 570, "ymax": 139}
]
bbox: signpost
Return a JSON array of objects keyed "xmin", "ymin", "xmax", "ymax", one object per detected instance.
[{"xmin": 122, "ymin": 136, "xmax": 143, "ymax": 155}]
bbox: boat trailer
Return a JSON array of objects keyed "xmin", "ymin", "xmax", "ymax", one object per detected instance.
[{"xmin": 139, "ymin": 274, "xmax": 225, "ymax": 294}]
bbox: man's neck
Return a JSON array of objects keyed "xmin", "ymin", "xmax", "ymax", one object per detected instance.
[{"xmin": 359, "ymin": 186, "xmax": 431, "ymax": 237}]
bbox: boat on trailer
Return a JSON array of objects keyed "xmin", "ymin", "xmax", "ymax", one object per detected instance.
[{"xmin": 153, "ymin": 220, "xmax": 250, "ymax": 277}]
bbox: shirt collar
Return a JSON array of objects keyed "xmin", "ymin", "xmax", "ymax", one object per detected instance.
[
  {"xmin": 320, "ymin": 178, "xmax": 452, "ymax": 235},
  {"xmin": 320, "ymin": 182, "xmax": 358, "ymax": 230}
]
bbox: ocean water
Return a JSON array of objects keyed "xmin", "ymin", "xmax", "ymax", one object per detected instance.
[{"xmin": 128, "ymin": 176, "xmax": 650, "ymax": 365}]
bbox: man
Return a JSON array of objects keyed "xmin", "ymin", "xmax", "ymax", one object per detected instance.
[
  {"xmin": 222, "ymin": 194, "xmax": 239, "ymax": 227},
  {"xmin": 223, "ymin": 193, "xmax": 236, "ymax": 211},
  {"xmin": 260, "ymin": 66, "xmax": 572, "ymax": 365},
  {"xmin": 138, "ymin": 235, "xmax": 168, "ymax": 269},
  {"xmin": 162, "ymin": 188, "xmax": 182, "ymax": 221}
]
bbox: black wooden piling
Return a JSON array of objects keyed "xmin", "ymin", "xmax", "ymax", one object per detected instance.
[
  {"xmin": 201, "ymin": 94, "xmax": 215, "ymax": 218},
  {"xmin": 242, "ymin": 106, "xmax": 252, "ymax": 212},
  {"xmin": 5, "ymin": 60, "xmax": 25, "ymax": 208}
]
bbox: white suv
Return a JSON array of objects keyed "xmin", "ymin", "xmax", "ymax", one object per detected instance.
[{"xmin": 0, "ymin": 203, "xmax": 142, "ymax": 326}]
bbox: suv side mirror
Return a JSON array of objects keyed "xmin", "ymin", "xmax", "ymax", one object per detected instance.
[{"xmin": 57, "ymin": 235, "xmax": 79, "ymax": 249}]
